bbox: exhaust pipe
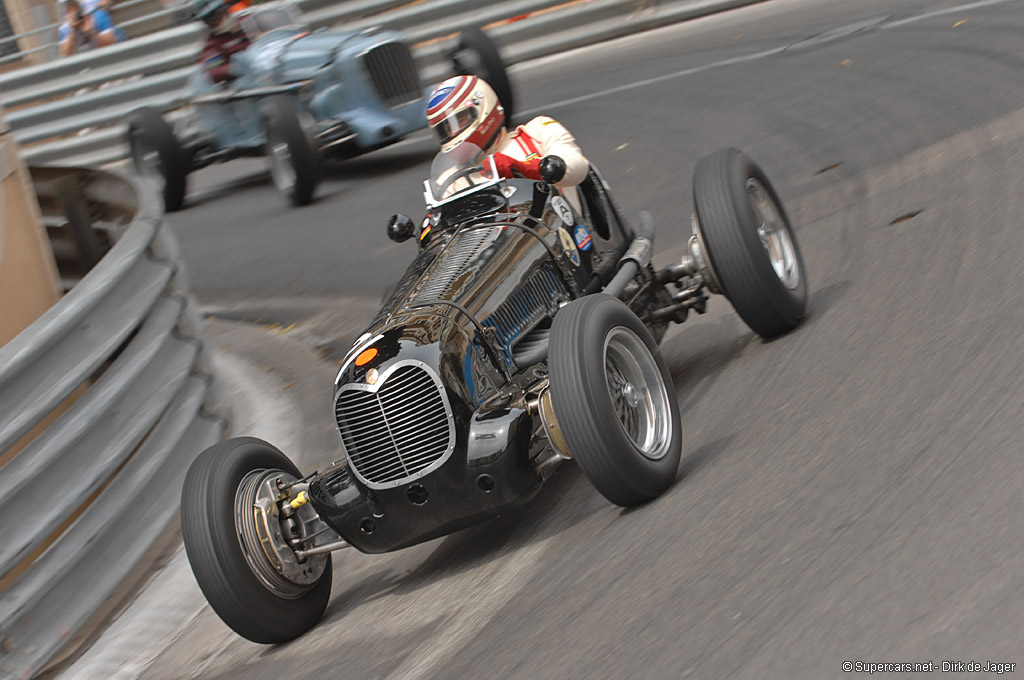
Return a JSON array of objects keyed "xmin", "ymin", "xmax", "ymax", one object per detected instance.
[
  {"xmin": 515, "ymin": 213, "xmax": 657, "ymax": 368},
  {"xmin": 603, "ymin": 211, "xmax": 654, "ymax": 298}
]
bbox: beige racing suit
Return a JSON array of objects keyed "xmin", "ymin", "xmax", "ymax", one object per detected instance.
[{"xmin": 495, "ymin": 116, "xmax": 589, "ymax": 212}]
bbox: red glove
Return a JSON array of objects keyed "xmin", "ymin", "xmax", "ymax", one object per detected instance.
[{"xmin": 493, "ymin": 153, "xmax": 542, "ymax": 180}]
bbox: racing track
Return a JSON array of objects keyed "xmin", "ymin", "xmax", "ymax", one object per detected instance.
[{"xmin": 137, "ymin": 0, "xmax": 1024, "ymax": 676}]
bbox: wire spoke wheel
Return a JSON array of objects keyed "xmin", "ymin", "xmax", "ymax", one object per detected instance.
[
  {"xmin": 126, "ymin": 107, "xmax": 187, "ymax": 211},
  {"xmin": 260, "ymin": 95, "xmax": 320, "ymax": 206},
  {"xmin": 130, "ymin": 129, "xmax": 165, "ymax": 189},
  {"xmin": 692, "ymin": 147, "xmax": 808, "ymax": 338},
  {"xmin": 747, "ymin": 178, "xmax": 800, "ymax": 290},
  {"xmin": 268, "ymin": 136, "xmax": 296, "ymax": 193},
  {"xmin": 603, "ymin": 328, "xmax": 672, "ymax": 461},
  {"xmin": 549, "ymin": 295, "xmax": 682, "ymax": 507}
]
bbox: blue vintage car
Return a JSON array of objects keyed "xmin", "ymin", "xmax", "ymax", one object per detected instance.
[{"xmin": 127, "ymin": 2, "xmax": 513, "ymax": 210}]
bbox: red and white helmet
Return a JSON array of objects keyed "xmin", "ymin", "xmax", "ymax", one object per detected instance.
[{"xmin": 426, "ymin": 75, "xmax": 506, "ymax": 154}]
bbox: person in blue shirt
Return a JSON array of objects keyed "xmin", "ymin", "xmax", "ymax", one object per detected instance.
[{"xmin": 59, "ymin": 0, "xmax": 124, "ymax": 57}]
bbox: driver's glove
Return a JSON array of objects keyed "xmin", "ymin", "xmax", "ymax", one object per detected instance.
[{"xmin": 493, "ymin": 153, "xmax": 542, "ymax": 180}]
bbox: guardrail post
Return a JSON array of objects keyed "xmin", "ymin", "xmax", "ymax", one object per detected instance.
[
  {"xmin": 55, "ymin": 174, "xmax": 105, "ymax": 271},
  {"xmin": 0, "ymin": 102, "xmax": 61, "ymax": 349}
]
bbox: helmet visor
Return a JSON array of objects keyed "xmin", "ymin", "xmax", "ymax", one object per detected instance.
[{"xmin": 431, "ymin": 107, "xmax": 477, "ymax": 146}]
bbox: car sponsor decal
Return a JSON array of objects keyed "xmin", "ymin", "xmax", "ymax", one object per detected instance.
[
  {"xmin": 428, "ymin": 85, "xmax": 454, "ymax": 109},
  {"xmin": 573, "ymin": 225, "xmax": 592, "ymax": 251},
  {"xmin": 551, "ymin": 196, "xmax": 574, "ymax": 226},
  {"xmin": 558, "ymin": 227, "xmax": 580, "ymax": 266}
]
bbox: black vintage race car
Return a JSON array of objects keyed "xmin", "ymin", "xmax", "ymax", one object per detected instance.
[{"xmin": 181, "ymin": 144, "xmax": 808, "ymax": 643}]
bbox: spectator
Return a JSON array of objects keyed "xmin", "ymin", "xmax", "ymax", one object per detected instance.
[{"xmin": 58, "ymin": 0, "xmax": 124, "ymax": 57}]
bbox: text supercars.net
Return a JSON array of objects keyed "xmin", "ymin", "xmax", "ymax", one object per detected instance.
[{"xmin": 841, "ymin": 661, "xmax": 1016, "ymax": 674}]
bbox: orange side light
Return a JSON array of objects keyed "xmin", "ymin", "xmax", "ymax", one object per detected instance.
[{"xmin": 354, "ymin": 347, "xmax": 378, "ymax": 366}]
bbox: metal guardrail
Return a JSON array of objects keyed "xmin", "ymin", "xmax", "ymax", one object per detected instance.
[
  {"xmin": 0, "ymin": 166, "xmax": 227, "ymax": 680},
  {"xmin": 1, "ymin": 0, "xmax": 765, "ymax": 167}
]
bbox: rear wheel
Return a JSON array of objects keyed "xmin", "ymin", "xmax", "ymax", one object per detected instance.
[
  {"xmin": 453, "ymin": 27, "xmax": 515, "ymax": 123},
  {"xmin": 549, "ymin": 294, "xmax": 682, "ymax": 507},
  {"xmin": 692, "ymin": 147, "xmax": 807, "ymax": 338},
  {"xmin": 260, "ymin": 95, "xmax": 320, "ymax": 206},
  {"xmin": 127, "ymin": 107, "xmax": 187, "ymax": 212},
  {"xmin": 181, "ymin": 437, "xmax": 332, "ymax": 643}
]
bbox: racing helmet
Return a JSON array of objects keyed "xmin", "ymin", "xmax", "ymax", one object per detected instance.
[
  {"xmin": 426, "ymin": 75, "xmax": 506, "ymax": 154},
  {"xmin": 191, "ymin": 0, "xmax": 226, "ymax": 25}
]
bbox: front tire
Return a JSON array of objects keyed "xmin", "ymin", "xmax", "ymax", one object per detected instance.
[
  {"xmin": 181, "ymin": 437, "xmax": 332, "ymax": 644},
  {"xmin": 453, "ymin": 27, "xmax": 515, "ymax": 123},
  {"xmin": 127, "ymin": 107, "xmax": 188, "ymax": 212},
  {"xmin": 692, "ymin": 147, "xmax": 808, "ymax": 338},
  {"xmin": 549, "ymin": 295, "xmax": 682, "ymax": 507},
  {"xmin": 260, "ymin": 95, "xmax": 320, "ymax": 207}
]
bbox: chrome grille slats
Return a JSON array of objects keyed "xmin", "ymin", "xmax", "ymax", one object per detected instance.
[
  {"xmin": 333, "ymin": 362, "xmax": 455, "ymax": 488},
  {"xmin": 362, "ymin": 42, "xmax": 421, "ymax": 109}
]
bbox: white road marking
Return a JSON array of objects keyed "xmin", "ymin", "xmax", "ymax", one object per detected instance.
[
  {"xmin": 882, "ymin": 0, "xmax": 1014, "ymax": 29},
  {"xmin": 519, "ymin": 0, "xmax": 1016, "ymax": 116}
]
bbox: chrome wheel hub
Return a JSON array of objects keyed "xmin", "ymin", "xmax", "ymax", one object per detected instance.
[
  {"xmin": 235, "ymin": 469, "xmax": 328, "ymax": 598},
  {"xmin": 130, "ymin": 131, "xmax": 165, "ymax": 190},
  {"xmin": 746, "ymin": 178, "xmax": 800, "ymax": 289},
  {"xmin": 604, "ymin": 328, "xmax": 673, "ymax": 461},
  {"xmin": 268, "ymin": 139, "xmax": 295, "ymax": 192}
]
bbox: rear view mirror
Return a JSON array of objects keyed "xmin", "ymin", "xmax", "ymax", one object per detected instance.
[{"xmin": 387, "ymin": 213, "xmax": 415, "ymax": 242}]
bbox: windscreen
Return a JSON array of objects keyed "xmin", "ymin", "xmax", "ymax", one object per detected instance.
[{"xmin": 426, "ymin": 142, "xmax": 501, "ymax": 205}]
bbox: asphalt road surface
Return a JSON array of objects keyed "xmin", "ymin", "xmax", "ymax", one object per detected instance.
[{"xmin": 143, "ymin": 0, "xmax": 1024, "ymax": 677}]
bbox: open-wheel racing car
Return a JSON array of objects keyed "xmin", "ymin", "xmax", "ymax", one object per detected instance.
[
  {"xmin": 126, "ymin": 2, "xmax": 513, "ymax": 211},
  {"xmin": 181, "ymin": 145, "xmax": 808, "ymax": 643}
]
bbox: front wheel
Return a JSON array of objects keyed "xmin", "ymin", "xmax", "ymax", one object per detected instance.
[
  {"xmin": 549, "ymin": 294, "xmax": 682, "ymax": 507},
  {"xmin": 692, "ymin": 147, "xmax": 808, "ymax": 338},
  {"xmin": 260, "ymin": 95, "xmax": 320, "ymax": 207},
  {"xmin": 127, "ymin": 107, "xmax": 188, "ymax": 212},
  {"xmin": 181, "ymin": 437, "xmax": 332, "ymax": 643}
]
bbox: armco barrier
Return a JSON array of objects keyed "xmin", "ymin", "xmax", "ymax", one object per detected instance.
[
  {"xmin": 1, "ymin": 0, "xmax": 766, "ymax": 167},
  {"xmin": 0, "ymin": 166, "xmax": 227, "ymax": 680}
]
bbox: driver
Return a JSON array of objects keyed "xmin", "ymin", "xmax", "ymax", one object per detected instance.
[
  {"xmin": 193, "ymin": 0, "xmax": 250, "ymax": 84},
  {"xmin": 426, "ymin": 75, "xmax": 589, "ymax": 209}
]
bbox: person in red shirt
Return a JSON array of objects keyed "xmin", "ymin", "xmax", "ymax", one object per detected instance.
[{"xmin": 192, "ymin": 0, "xmax": 250, "ymax": 84}]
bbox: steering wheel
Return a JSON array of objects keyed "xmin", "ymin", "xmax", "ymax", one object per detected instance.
[{"xmin": 436, "ymin": 165, "xmax": 485, "ymax": 198}]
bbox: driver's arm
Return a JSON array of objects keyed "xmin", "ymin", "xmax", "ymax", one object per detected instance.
[{"xmin": 523, "ymin": 116, "xmax": 589, "ymax": 188}]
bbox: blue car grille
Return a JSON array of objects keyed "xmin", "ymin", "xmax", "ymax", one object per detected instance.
[
  {"xmin": 334, "ymin": 363, "xmax": 454, "ymax": 488},
  {"xmin": 363, "ymin": 42, "xmax": 421, "ymax": 109}
]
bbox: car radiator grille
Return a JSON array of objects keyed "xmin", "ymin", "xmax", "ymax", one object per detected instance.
[
  {"xmin": 334, "ymin": 363, "xmax": 454, "ymax": 487},
  {"xmin": 483, "ymin": 262, "xmax": 570, "ymax": 364},
  {"xmin": 363, "ymin": 42, "xmax": 422, "ymax": 109}
]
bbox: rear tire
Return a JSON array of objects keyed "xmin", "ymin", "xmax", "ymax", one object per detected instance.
[
  {"xmin": 181, "ymin": 437, "xmax": 332, "ymax": 643},
  {"xmin": 260, "ymin": 95, "xmax": 320, "ymax": 206},
  {"xmin": 692, "ymin": 147, "xmax": 807, "ymax": 338},
  {"xmin": 549, "ymin": 294, "xmax": 682, "ymax": 507},
  {"xmin": 454, "ymin": 27, "xmax": 515, "ymax": 123},
  {"xmin": 127, "ymin": 107, "xmax": 187, "ymax": 212}
]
